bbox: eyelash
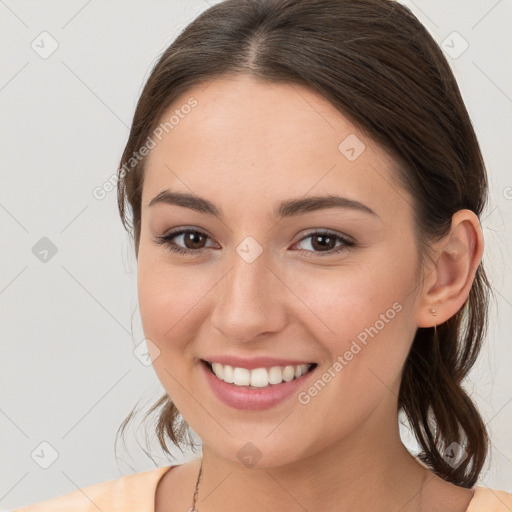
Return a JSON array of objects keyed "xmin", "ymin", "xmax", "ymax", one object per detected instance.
[{"xmin": 154, "ymin": 228, "xmax": 355, "ymax": 258}]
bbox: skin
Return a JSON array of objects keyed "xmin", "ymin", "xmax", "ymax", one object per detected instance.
[{"xmin": 136, "ymin": 75, "xmax": 483, "ymax": 512}]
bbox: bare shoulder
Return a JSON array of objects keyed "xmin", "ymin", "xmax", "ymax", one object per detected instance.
[
  {"xmin": 466, "ymin": 486, "xmax": 512, "ymax": 512},
  {"xmin": 422, "ymin": 472, "xmax": 512, "ymax": 512},
  {"xmin": 422, "ymin": 473, "xmax": 477, "ymax": 512},
  {"xmin": 12, "ymin": 466, "xmax": 171, "ymax": 512}
]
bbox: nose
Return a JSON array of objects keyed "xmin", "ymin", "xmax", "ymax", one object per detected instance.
[{"xmin": 210, "ymin": 250, "xmax": 288, "ymax": 344}]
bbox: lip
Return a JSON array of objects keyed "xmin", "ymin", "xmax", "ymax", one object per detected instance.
[
  {"xmin": 201, "ymin": 355, "xmax": 316, "ymax": 370},
  {"xmin": 199, "ymin": 359, "xmax": 318, "ymax": 411}
]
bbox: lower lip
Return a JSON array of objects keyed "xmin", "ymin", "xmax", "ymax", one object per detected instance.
[{"xmin": 200, "ymin": 360, "xmax": 317, "ymax": 410}]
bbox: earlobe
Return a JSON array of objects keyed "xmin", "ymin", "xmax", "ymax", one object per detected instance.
[
  {"xmin": 416, "ymin": 209, "xmax": 484, "ymax": 328},
  {"xmin": 417, "ymin": 305, "xmax": 438, "ymax": 328}
]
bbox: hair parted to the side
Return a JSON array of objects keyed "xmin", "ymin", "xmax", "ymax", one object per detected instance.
[{"xmin": 115, "ymin": 0, "xmax": 491, "ymax": 487}]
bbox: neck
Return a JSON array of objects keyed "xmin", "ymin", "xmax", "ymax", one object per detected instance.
[{"xmin": 195, "ymin": 400, "xmax": 429, "ymax": 512}]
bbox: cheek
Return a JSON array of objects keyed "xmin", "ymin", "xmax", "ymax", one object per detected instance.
[
  {"xmin": 290, "ymin": 266, "xmax": 416, "ymax": 439},
  {"xmin": 136, "ymin": 260, "xmax": 203, "ymax": 405},
  {"xmin": 136, "ymin": 249, "xmax": 203, "ymax": 355},
  {"xmin": 292, "ymin": 247, "xmax": 418, "ymax": 389},
  {"xmin": 293, "ymin": 253, "xmax": 416, "ymax": 344}
]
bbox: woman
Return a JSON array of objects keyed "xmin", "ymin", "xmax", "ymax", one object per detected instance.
[{"xmin": 14, "ymin": 0, "xmax": 512, "ymax": 510}]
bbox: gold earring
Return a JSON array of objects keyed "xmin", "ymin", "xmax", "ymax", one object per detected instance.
[{"xmin": 430, "ymin": 306, "xmax": 437, "ymax": 336}]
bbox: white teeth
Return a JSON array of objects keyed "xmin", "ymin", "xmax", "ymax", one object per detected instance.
[
  {"xmin": 222, "ymin": 364, "xmax": 234, "ymax": 383},
  {"xmin": 250, "ymin": 368, "xmax": 269, "ymax": 388},
  {"xmin": 268, "ymin": 366, "xmax": 283, "ymax": 385},
  {"xmin": 282, "ymin": 365, "xmax": 296, "ymax": 382},
  {"xmin": 233, "ymin": 367, "xmax": 250, "ymax": 386},
  {"xmin": 209, "ymin": 362, "xmax": 313, "ymax": 387},
  {"xmin": 212, "ymin": 362, "xmax": 224, "ymax": 379}
]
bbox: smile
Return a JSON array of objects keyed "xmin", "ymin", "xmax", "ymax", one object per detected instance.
[
  {"xmin": 199, "ymin": 358, "xmax": 319, "ymax": 410},
  {"xmin": 204, "ymin": 360, "xmax": 317, "ymax": 388}
]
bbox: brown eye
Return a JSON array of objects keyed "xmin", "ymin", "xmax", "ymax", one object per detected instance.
[
  {"xmin": 154, "ymin": 229, "xmax": 216, "ymax": 256},
  {"xmin": 180, "ymin": 231, "xmax": 208, "ymax": 250},
  {"xmin": 309, "ymin": 234, "xmax": 337, "ymax": 251},
  {"xmin": 293, "ymin": 230, "xmax": 354, "ymax": 257}
]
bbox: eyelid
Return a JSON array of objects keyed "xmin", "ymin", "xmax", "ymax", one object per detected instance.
[
  {"xmin": 155, "ymin": 227, "xmax": 355, "ymax": 257},
  {"xmin": 296, "ymin": 228, "xmax": 354, "ymax": 244},
  {"xmin": 292, "ymin": 229, "xmax": 354, "ymax": 257},
  {"xmin": 160, "ymin": 226, "xmax": 354, "ymax": 243},
  {"xmin": 159, "ymin": 227, "xmax": 217, "ymax": 248}
]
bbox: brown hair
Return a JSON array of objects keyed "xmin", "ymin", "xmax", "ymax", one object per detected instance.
[{"xmin": 116, "ymin": 0, "xmax": 491, "ymax": 487}]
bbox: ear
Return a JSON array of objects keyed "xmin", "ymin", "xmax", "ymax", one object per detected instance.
[{"xmin": 416, "ymin": 209, "xmax": 484, "ymax": 328}]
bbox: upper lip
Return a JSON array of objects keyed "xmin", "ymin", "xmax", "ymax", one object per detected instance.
[{"xmin": 201, "ymin": 355, "xmax": 316, "ymax": 370}]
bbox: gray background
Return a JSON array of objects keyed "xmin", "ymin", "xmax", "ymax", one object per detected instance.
[{"xmin": 1, "ymin": 0, "xmax": 511, "ymax": 509}]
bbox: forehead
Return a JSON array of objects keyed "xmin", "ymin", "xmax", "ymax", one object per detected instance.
[{"xmin": 141, "ymin": 75, "xmax": 411, "ymax": 221}]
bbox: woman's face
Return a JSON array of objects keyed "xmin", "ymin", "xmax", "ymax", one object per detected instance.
[{"xmin": 137, "ymin": 74, "xmax": 425, "ymax": 467}]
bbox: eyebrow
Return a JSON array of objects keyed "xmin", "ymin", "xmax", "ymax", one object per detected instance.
[{"xmin": 148, "ymin": 190, "xmax": 378, "ymax": 218}]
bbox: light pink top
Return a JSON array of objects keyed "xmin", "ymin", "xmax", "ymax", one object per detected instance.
[{"xmin": 11, "ymin": 465, "xmax": 512, "ymax": 511}]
